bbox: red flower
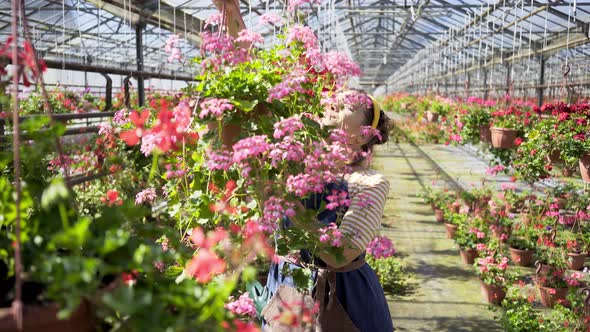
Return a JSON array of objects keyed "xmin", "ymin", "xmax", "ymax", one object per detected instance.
[
  {"xmin": 120, "ymin": 110, "xmax": 151, "ymax": 146},
  {"xmin": 514, "ymin": 137, "xmax": 523, "ymax": 146},
  {"xmin": 101, "ymin": 189, "xmax": 123, "ymax": 206},
  {"xmin": 185, "ymin": 249, "xmax": 226, "ymax": 283},
  {"xmin": 122, "ymin": 270, "xmax": 139, "ymax": 286}
]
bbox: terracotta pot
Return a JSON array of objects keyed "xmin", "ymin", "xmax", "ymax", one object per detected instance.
[
  {"xmin": 0, "ymin": 301, "xmax": 95, "ymax": 332},
  {"xmin": 445, "ymin": 223, "xmax": 458, "ymax": 239},
  {"xmin": 556, "ymin": 196, "xmax": 568, "ymax": 210},
  {"xmin": 561, "ymin": 167, "xmax": 575, "ymax": 177},
  {"xmin": 537, "ymin": 285, "xmax": 568, "ymax": 308},
  {"xmin": 580, "ymin": 154, "xmax": 590, "ymax": 182},
  {"xmin": 478, "ymin": 125, "xmax": 492, "ymax": 144},
  {"xmin": 567, "ymin": 252, "xmax": 587, "ymax": 270},
  {"xmin": 480, "ymin": 282, "xmax": 506, "ymax": 304},
  {"xmin": 547, "ymin": 150, "xmax": 564, "ymax": 165},
  {"xmin": 434, "ymin": 208, "xmax": 445, "ymax": 223},
  {"xmin": 425, "ymin": 111, "xmax": 439, "ymax": 123},
  {"xmin": 459, "ymin": 248, "xmax": 478, "ymax": 265},
  {"xmin": 490, "ymin": 127, "xmax": 517, "ymax": 149},
  {"xmin": 509, "ymin": 247, "xmax": 534, "ymax": 267}
]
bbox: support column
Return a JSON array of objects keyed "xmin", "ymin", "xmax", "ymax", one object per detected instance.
[
  {"xmin": 482, "ymin": 69, "xmax": 489, "ymax": 100},
  {"xmin": 124, "ymin": 75, "xmax": 132, "ymax": 108},
  {"xmin": 135, "ymin": 23, "xmax": 145, "ymax": 107},
  {"xmin": 537, "ymin": 55, "xmax": 546, "ymax": 107},
  {"xmin": 100, "ymin": 73, "xmax": 112, "ymax": 111},
  {"xmin": 505, "ymin": 63, "xmax": 512, "ymax": 97}
]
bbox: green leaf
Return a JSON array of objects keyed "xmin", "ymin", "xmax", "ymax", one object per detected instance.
[
  {"xmin": 232, "ymin": 99, "xmax": 259, "ymax": 113},
  {"xmin": 41, "ymin": 179, "xmax": 69, "ymax": 210}
]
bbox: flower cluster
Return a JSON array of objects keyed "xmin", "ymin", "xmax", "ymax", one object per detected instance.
[
  {"xmin": 225, "ymin": 293, "xmax": 257, "ymax": 317},
  {"xmin": 135, "ymin": 188, "xmax": 157, "ymax": 205},
  {"xmin": 318, "ymin": 223, "xmax": 343, "ymax": 247},
  {"xmin": 261, "ymin": 197, "xmax": 296, "ymax": 232},
  {"xmin": 326, "ymin": 189, "xmax": 350, "ymax": 210},
  {"xmin": 366, "ymin": 236, "xmax": 396, "ymax": 259},
  {"xmin": 199, "ymin": 98, "xmax": 234, "ymax": 119},
  {"xmin": 186, "ymin": 227, "xmax": 227, "ymax": 283}
]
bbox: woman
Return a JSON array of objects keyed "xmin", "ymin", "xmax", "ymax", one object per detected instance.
[{"xmin": 262, "ymin": 90, "xmax": 394, "ymax": 332}]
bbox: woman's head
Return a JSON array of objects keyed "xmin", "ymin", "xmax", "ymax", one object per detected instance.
[{"xmin": 322, "ymin": 90, "xmax": 391, "ymax": 158}]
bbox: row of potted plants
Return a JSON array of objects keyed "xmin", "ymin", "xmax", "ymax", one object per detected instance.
[{"xmin": 384, "ymin": 94, "xmax": 590, "ymax": 184}]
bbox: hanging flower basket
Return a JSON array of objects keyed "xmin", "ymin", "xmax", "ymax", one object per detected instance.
[
  {"xmin": 478, "ymin": 125, "xmax": 492, "ymax": 144},
  {"xmin": 537, "ymin": 284, "xmax": 568, "ymax": 308},
  {"xmin": 566, "ymin": 252, "xmax": 587, "ymax": 271},
  {"xmin": 434, "ymin": 208, "xmax": 445, "ymax": 223},
  {"xmin": 425, "ymin": 111, "xmax": 439, "ymax": 123},
  {"xmin": 579, "ymin": 154, "xmax": 590, "ymax": 182},
  {"xmin": 490, "ymin": 127, "xmax": 517, "ymax": 149},
  {"xmin": 459, "ymin": 248, "xmax": 478, "ymax": 265},
  {"xmin": 445, "ymin": 223, "xmax": 458, "ymax": 239},
  {"xmin": 509, "ymin": 247, "xmax": 533, "ymax": 267},
  {"xmin": 480, "ymin": 282, "xmax": 506, "ymax": 304}
]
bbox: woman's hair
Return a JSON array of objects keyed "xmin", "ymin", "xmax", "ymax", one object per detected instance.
[{"xmin": 359, "ymin": 93, "xmax": 391, "ymax": 154}]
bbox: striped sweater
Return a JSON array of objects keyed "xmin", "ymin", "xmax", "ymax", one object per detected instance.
[{"xmin": 339, "ymin": 169, "xmax": 390, "ymax": 251}]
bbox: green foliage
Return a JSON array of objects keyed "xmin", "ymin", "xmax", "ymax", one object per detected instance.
[{"xmin": 366, "ymin": 255, "xmax": 412, "ymax": 295}]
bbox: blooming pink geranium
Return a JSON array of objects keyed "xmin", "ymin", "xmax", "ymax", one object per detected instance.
[
  {"xmin": 326, "ymin": 189, "xmax": 350, "ymax": 210},
  {"xmin": 235, "ymin": 29, "xmax": 264, "ymax": 45},
  {"xmin": 260, "ymin": 196, "xmax": 296, "ymax": 232},
  {"xmin": 367, "ymin": 236, "xmax": 396, "ymax": 258},
  {"xmin": 319, "ymin": 223, "xmax": 343, "ymax": 247},
  {"xmin": 258, "ymin": 13, "xmax": 284, "ymax": 26},
  {"xmin": 225, "ymin": 293, "xmax": 257, "ymax": 317},
  {"xmin": 273, "ymin": 116, "xmax": 304, "ymax": 139},
  {"xmin": 204, "ymin": 13, "xmax": 222, "ymax": 28},
  {"xmin": 135, "ymin": 188, "xmax": 157, "ymax": 205},
  {"xmin": 199, "ymin": 98, "xmax": 234, "ymax": 119},
  {"xmin": 286, "ymin": 25, "xmax": 318, "ymax": 49}
]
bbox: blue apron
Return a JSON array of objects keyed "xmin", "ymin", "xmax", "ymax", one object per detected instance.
[{"xmin": 264, "ymin": 182, "xmax": 394, "ymax": 331}]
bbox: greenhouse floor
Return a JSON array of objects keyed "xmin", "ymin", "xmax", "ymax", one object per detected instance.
[{"xmin": 374, "ymin": 143, "xmax": 503, "ymax": 332}]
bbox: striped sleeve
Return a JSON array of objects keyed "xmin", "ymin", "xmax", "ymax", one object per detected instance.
[{"xmin": 339, "ymin": 174, "xmax": 390, "ymax": 251}]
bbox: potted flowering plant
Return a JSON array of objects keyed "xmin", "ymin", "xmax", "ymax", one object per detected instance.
[
  {"xmin": 475, "ymin": 250, "xmax": 517, "ymax": 304},
  {"xmin": 444, "ymin": 210, "xmax": 469, "ymax": 239},
  {"xmin": 454, "ymin": 220, "xmax": 489, "ymax": 264},
  {"xmin": 535, "ymin": 238, "xmax": 570, "ymax": 308},
  {"xmin": 490, "ymin": 107, "xmax": 523, "ymax": 149},
  {"xmin": 461, "ymin": 103, "xmax": 492, "ymax": 144},
  {"xmin": 556, "ymin": 231, "xmax": 587, "ymax": 270},
  {"xmin": 507, "ymin": 224, "xmax": 537, "ymax": 267},
  {"xmin": 513, "ymin": 128, "xmax": 554, "ymax": 183},
  {"xmin": 419, "ymin": 187, "xmax": 454, "ymax": 222}
]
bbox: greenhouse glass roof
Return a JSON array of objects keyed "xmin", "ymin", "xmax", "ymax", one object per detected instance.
[{"xmin": 1, "ymin": 0, "xmax": 589, "ymax": 89}]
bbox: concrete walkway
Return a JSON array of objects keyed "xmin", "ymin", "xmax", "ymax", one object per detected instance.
[{"xmin": 373, "ymin": 142, "xmax": 503, "ymax": 332}]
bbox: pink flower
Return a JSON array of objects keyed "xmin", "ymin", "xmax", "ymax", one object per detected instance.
[
  {"xmin": 113, "ymin": 108, "xmax": 129, "ymax": 125},
  {"xmin": 273, "ymin": 116, "xmax": 304, "ymax": 139},
  {"xmin": 225, "ymin": 293, "xmax": 257, "ymax": 317},
  {"xmin": 321, "ymin": 51, "xmax": 362, "ymax": 78},
  {"xmin": 258, "ymin": 13, "xmax": 284, "ymax": 26},
  {"xmin": 165, "ymin": 34, "xmax": 182, "ymax": 62},
  {"xmin": 199, "ymin": 98, "xmax": 234, "ymax": 119},
  {"xmin": 326, "ymin": 189, "xmax": 350, "ymax": 210},
  {"xmin": 206, "ymin": 150, "xmax": 234, "ymax": 171},
  {"xmin": 367, "ymin": 236, "xmax": 396, "ymax": 258},
  {"xmin": 476, "ymin": 232, "xmax": 485, "ymax": 239},
  {"xmin": 172, "ymin": 100, "xmax": 192, "ymax": 133},
  {"xmin": 267, "ymin": 69, "xmax": 307, "ymax": 102},
  {"xmin": 360, "ymin": 126, "xmax": 382, "ymax": 142},
  {"xmin": 204, "ymin": 13, "xmax": 222, "ymax": 28},
  {"xmin": 260, "ymin": 197, "xmax": 296, "ymax": 232},
  {"xmin": 235, "ymin": 29, "xmax": 264, "ymax": 45},
  {"xmin": 186, "ymin": 249, "xmax": 226, "ymax": 283},
  {"xmin": 286, "ymin": 25, "xmax": 318, "ymax": 49},
  {"xmin": 135, "ymin": 188, "xmax": 157, "ymax": 205},
  {"xmin": 318, "ymin": 223, "xmax": 343, "ymax": 247},
  {"xmin": 232, "ymin": 135, "xmax": 271, "ymax": 164},
  {"xmin": 476, "ymin": 243, "xmax": 487, "ymax": 251}
]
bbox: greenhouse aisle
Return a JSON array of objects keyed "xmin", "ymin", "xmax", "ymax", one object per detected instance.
[{"xmin": 373, "ymin": 143, "xmax": 503, "ymax": 332}]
